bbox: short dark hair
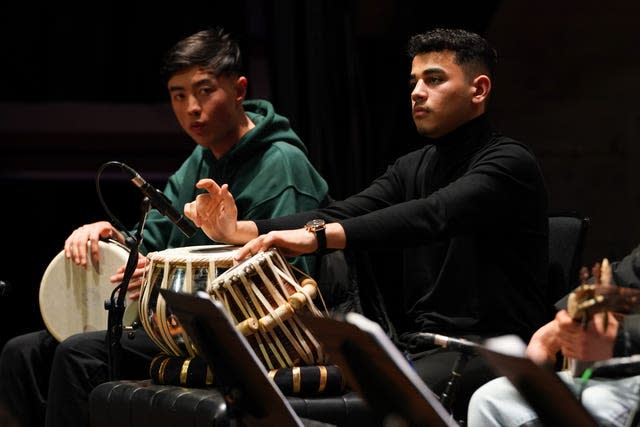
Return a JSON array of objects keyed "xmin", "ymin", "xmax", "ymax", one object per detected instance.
[
  {"xmin": 160, "ymin": 28, "xmax": 243, "ymax": 83},
  {"xmin": 407, "ymin": 28, "xmax": 497, "ymax": 79}
]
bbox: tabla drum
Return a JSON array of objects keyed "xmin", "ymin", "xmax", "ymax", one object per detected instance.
[
  {"xmin": 206, "ymin": 248, "xmax": 328, "ymax": 370},
  {"xmin": 39, "ymin": 239, "xmax": 135, "ymax": 342},
  {"xmin": 139, "ymin": 245, "xmax": 239, "ymax": 357}
]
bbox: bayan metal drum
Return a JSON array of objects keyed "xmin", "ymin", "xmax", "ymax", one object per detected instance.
[
  {"xmin": 139, "ymin": 245, "xmax": 239, "ymax": 357},
  {"xmin": 39, "ymin": 239, "xmax": 135, "ymax": 342},
  {"xmin": 206, "ymin": 248, "xmax": 328, "ymax": 370}
]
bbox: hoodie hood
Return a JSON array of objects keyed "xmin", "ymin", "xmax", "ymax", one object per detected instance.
[{"xmin": 226, "ymin": 99, "xmax": 307, "ymax": 162}]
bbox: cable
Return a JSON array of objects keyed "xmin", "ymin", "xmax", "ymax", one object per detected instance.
[
  {"xmin": 578, "ymin": 367, "xmax": 593, "ymax": 402},
  {"xmin": 95, "ymin": 161, "xmax": 135, "ymax": 242}
]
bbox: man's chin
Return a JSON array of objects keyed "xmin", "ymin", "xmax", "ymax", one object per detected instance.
[{"xmin": 415, "ymin": 125, "xmax": 438, "ymax": 139}]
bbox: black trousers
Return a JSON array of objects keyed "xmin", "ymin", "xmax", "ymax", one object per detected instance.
[
  {"xmin": 410, "ymin": 347, "xmax": 497, "ymax": 423},
  {"xmin": 0, "ymin": 328, "xmax": 158, "ymax": 427}
]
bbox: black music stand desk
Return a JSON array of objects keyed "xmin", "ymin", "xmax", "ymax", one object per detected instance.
[
  {"xmin": 301, "ymin": 312, "xmax": 458, "ymax": 427},
  {"xmin": 158, "ymin": 289, "xmax": 305, "ymax": 427}
]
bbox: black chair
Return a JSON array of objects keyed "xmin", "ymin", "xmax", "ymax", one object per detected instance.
[
  {"xmin": 547, "ymin": 211, "xmax": 590, "ymax": 311},
  {"xmin": 90, "ymin": 381, "xmax": 372, "ymax": 427}
]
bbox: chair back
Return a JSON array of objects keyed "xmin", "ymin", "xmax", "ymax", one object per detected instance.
[{"xmin": 547, "ymin": 212, "xmax": 590, "ymax": 307}]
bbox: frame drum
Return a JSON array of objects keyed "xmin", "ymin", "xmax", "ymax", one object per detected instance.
[{"xmin": 39, "ymin": 239, "xmax": 132, "ymax": 342}]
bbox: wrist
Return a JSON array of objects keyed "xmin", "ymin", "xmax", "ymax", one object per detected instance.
[
  {"xmin": 305, "ymin": 219, "xmax": 326, "ymax": 254},
  {"xmin": 229, "ymin": 221, "xmax": 258, "ymax": 245}
]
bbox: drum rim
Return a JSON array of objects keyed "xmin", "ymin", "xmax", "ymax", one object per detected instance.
[
  {"xmin": 146, "ymin": 244, "xmax": 240, "ymax": 263},
  {"xmin": 39, "ymin": 239, "xmax": 129, "ymax": 342}
]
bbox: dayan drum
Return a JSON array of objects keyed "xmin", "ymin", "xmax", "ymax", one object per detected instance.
[
  {"xmin": 139, "ymin": 245, "xmax": 239, "ymax": 357},
  {"xmin": 39, "ymin": 239, "xmax": 135, "ymax": 342},
  {"xmin": 206, "ymin": 248, "xmax": 328, "ymax": 370}
]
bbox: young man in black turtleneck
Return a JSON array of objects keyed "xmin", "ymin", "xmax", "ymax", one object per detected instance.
[{"xmin": 183, "ymin": 28, "xmax": 550, "ymax": 422}]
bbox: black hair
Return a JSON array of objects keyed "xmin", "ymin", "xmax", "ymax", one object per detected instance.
[
  {"xmin": 407, "ymin": 28, "xmax": 497, "ymax": 79},
  {"xmin": 160, "ymin": 27, "xmax": 243, "ymax": 83}
]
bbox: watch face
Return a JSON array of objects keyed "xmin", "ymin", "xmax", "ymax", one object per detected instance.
[{"xmin": 306, "ymin": 219, "xmax": 325, "ymax": 230}]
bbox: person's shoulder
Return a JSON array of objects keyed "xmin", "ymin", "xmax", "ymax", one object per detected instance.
[
  {"xmin": 264, "ymin": 141, "xmax": 310, "ymax": 165},
  {"xmin": 489, "ymin": 133, "xmax": 539, "ymax": 159}
]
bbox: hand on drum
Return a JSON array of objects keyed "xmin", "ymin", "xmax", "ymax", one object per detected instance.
[
  {"xmin": 110, "ymin": 254, "xmax": 147, "ymax": 301},
  {"xmin": 235, "ymin": 229, "xmax": 317, "ymax": 261},
  {"xmin": 64, "ymin": 221, "xmax": 122, "ymax": 267},
  {"xmin": 183, "ymin": 178, "xmax": 242, "ymax": 243}
]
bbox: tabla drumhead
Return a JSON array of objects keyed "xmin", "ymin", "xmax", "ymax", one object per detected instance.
[{"xmin": 39, "ymin": 240, "xmax": 129, "ymax": 342}]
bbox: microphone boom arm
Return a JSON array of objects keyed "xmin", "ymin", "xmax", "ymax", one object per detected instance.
[{"xmin": 120, "ymin": 162, "xmax": 197, "ymax": 238}]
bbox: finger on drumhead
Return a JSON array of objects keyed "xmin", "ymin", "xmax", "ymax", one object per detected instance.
[{"xmin": 234, "ymin": 246, "xmax": 252, "ymax": 261}]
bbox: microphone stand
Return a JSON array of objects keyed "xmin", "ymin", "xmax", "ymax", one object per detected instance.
[
  {"xmin": 106, "ymin": 197, "xmax": 150, "ymax": 381},
  {"xmin": 439, "ymin": 351, "xmax": 471, "ymax": 415}
]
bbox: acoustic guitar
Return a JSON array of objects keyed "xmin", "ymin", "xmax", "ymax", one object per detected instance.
[{"xmin": 565, "ymin": 258, "xmax": 640, "ymax": 375}]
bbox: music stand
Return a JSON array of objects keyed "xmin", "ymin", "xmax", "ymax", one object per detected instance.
[
  {"xmin": 300, "ymin": 312, "xmax": 458, "ymax": 427},
  {"xmin": 477, "ymin": 335, "xmax": 598, "ymax": 427},
  {"xmin": 158, "ymin": 288, "xmax": 304, "ymax": 427}
]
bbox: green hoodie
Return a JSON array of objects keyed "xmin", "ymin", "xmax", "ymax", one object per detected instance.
[{"xmin": 138, "ymin": 99, "xmax": 328, "ymax": 272}]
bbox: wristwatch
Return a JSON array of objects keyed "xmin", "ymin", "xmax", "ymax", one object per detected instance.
[{"xmin": 305, "ymin": 219, "xmax": 326, "ymax": 254}]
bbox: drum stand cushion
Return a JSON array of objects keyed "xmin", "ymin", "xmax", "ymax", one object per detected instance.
[
  {"xmin": 149, "ymin": 354, "xmax": 214, "ymax": 388},
  {"xmin": 149, "ymin": 353, "xmax": 346, "ymax": 397},
  {"xmin": 268, "ymin": 365, "xmax": 345, "ymax": 397}
]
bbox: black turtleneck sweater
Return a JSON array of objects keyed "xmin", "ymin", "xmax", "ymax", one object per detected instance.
[{"xmin": 255, "ymin": 114, "xmax": 549, "ymax": 345}]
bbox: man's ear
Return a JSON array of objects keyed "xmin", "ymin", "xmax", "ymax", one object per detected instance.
[
  {"xmin": 471, "ymin": 75, "xmax": 491, "ymax": 104},
  {"xmin": 235, "ymin": 76, "xmax": 248, "ymax": 101}
]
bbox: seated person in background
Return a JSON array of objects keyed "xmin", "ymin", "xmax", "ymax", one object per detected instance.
[
  {"xmin": 0, "ymin": 28, "xmax": 328, "ymax": 427},
  {"xmin": 183, "ymin": 28, "xmax": 550, "ymax": 422},
  {"xmin": 467, "ymin": 243, "xmax": 640, "ymax": 427}
]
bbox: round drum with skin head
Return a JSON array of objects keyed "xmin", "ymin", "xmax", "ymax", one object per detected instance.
[
  {"xmin": 39, "ymin": 239, "xmax": 133, "ymax": 342},
  {"xmin": 139, "ymin": 245, "xmax": 240, "ymax": 357}
]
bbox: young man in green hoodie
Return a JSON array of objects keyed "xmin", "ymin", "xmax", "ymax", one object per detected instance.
[{"xmin": 0, "ymin": 28, "xmax": 328, "ymax": 427}]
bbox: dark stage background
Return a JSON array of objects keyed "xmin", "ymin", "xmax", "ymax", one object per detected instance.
[{"xmin": 1, "ymin": 1, "xmax": 639, "ymax": 349}]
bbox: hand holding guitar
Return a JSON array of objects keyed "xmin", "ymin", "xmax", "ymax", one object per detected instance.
[{"xmin": 563, "ymin": 258, "xmax": 640, "ymax": 375}]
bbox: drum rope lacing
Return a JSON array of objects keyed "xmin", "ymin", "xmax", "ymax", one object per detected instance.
[{"xmin": 139, "ymin": 247, "xmax": 328, "ymax": 370}]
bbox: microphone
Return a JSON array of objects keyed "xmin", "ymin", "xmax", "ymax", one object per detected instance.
[
  {"xmin": 0, "ymin": 280, "xmax": 11, "ymax": 297},
  {"xmin": 119, "ymin": 163, "xmax": 197, "ymax": 238},
  {"xmin": 417, "ymin": 332, "xmax": 479, "ymax": 353}
]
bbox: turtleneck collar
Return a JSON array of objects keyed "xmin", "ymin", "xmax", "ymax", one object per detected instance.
[{"xmin": 426, "ymin": 114, "xmax": 493, "ymax": 155}]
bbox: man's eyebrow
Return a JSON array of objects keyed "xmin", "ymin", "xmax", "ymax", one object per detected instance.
[
  {"xmin": 411, "ymin": 67, "xmax": 446, "ymax": 79},
  {"xmin": 193, "ymin": 77, "xmax": 214, "ymax": 87},
  {"xmin": 168, "ymin": 78, "xmax": 214, "ymax": 93}
]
